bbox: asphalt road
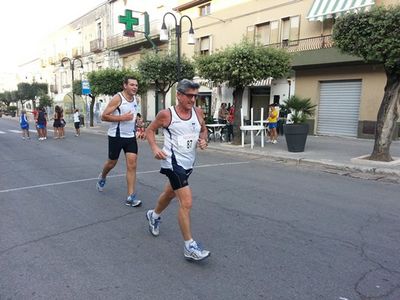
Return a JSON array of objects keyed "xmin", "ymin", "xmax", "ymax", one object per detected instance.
[{"xmin": 1, "ymin": 118, "xmax": 399, "ymax": 300}]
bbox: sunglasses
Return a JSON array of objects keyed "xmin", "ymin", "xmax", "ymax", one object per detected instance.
[{"xmin": 180, "ymin": 92, "xmax": 199, "ymax": 99}]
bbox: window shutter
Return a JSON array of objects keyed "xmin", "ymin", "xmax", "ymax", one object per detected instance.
[
  {"xmin": 209, "ymin": 35, "xmax": 213, "ymax": 54},
  {"xmin": 270, "ymin": 21, "xmax": 279, "ymax": 43},
  {"xmin": 290, "ymin": 16, "xmax": 300, "ymax": 41},
  {"xmin": 246, "ymin": 25, "xmax": 255, "ymax": 43},
  {"xmin": 195, "ymin": 38, "xmax": 201, "ymax": 55}
]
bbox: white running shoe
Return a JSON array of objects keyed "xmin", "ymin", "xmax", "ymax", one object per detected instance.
[
  {"xmin": 184, "ymin": 241, "xmax": 210, "ymax": 261},
  {"xmin": 96, "ymin": 173, "xmax": 106, "ymax": 192},
  {"xmin": 146, "ymin": 210, "xmax": 161, "ymax": 236}
]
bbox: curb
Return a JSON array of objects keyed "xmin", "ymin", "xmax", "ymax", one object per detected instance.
[{"xmin": 205, "ymin": 143, "xmax": 400, "ymax": 180}]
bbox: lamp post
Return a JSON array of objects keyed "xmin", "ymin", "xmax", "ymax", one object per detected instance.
[
  {"xmin": 159, "ymin": 12, "xmax": 196, "ymax": 81},
  {"xmin": 287, "ymin": 78, "xmax": 292, "ymax": 100},
  {"xmin": 61, "ymin": 57, "xmax": 83, "ymax": 110}
]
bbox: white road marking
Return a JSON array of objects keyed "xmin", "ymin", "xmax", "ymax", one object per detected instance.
[
  {"xmin": 7, "ymin": 129, "xmax": 54, "ymax": 134},
  {"xmin": 0, "ymin": 161, "xmax": 250, "ymax": 194},
  {"xmin": 0, "ymin": 130, "xmax": 6, "ymax": 134}
]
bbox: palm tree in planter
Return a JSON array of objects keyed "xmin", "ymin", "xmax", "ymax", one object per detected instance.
[{"xmin": 282, "ymin": 96, "xmax": 317, "ymax": 152}]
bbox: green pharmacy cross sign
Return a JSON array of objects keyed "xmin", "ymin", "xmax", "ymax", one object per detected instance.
[{"xmin": 118, "ymin": 9, "xmax": 139, "ymax": 31}]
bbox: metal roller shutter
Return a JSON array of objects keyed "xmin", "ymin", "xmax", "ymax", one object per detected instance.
[{"xmin": 317, "ymin": 80, "xmax": 362, "ymax": 137}]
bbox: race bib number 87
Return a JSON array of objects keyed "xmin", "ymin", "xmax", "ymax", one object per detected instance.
[{"xmin": 177, "ymin": 134, "xmax": 197, "ymax": 153}]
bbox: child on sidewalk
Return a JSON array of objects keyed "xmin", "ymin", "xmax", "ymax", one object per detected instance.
[{"xmin": 19, "ymin": 109, "xmax": 30, "ymax": 140}]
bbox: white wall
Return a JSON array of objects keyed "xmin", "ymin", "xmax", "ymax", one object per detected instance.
[{"xmin": 270, "ymin": 78, "xmax": 295, "ymax": 104}]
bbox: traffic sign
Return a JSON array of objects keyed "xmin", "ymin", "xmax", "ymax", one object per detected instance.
[{"xmin": 82, "ymin": 80, "xmax": 91, "ymax": 95}]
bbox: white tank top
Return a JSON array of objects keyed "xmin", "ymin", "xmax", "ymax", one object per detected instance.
[
  {"xmin": 161, "ymin": 107, "xmax": 201, "ymax": 170},
  {"xmin": 107, "ymin": 92, "xmax": 138, "ymax": 138}
]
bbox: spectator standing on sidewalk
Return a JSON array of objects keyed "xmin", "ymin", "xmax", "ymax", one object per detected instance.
[
  {"xmin": 267, "ymin": 104, "xmax": 279, "ymax": 144},
  {"xmin": 59, "ymin": 108, "xmax": 66, "ymax": 139},
  {"xmin": 226, "ymin": 103, "xmax": 235, "ymax": 142},
  {"xmin": 218, "ymin": 102, "xmax": 228, "ymax": 124},
  {"xmin": 96, "ymin": 76, "xmax": 144, "ymax": 207},
  {"xmin": 53, "ymin": 105, "xmax": 63, "ymax": 139},
  {"xmin": 135, "ymin": 113, "xmax": 145, "ymax": 136},
  {"xmin": 19, "ymin": 109, "xmax": 30, "ymax": 140},
  {"xmin": 73, "ymin": 109, "xmax": 81, "ymax": 136},
  {"xmin": 36, "ymin": 107, "xmax": 47, "ymax": 141},
  {"xmin": 145, "ymin": 79, "xmax": 211, "ymax": 262}
]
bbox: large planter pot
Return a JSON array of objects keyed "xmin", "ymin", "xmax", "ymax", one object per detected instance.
[{"xmin": 283, "ymin": 123, "xmax": 309, "ymax": 152}]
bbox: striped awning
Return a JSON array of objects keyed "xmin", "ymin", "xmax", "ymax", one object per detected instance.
[{"xmin": 307, "ymin": 0, "xmax": 375, "ymax": 21}]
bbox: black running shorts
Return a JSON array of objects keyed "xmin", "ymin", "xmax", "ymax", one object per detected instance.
[
  {"xmin": 160, "ymin": 167, "xmax": 193, "ymax": 191},
  {"xmin": 108, "ymin": 136, "xmax": 138, "ymax": 160}
]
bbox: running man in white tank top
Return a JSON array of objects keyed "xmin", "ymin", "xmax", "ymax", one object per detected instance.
[
  {"xmin": 96, "ymin": 76, "xmax": 144, "ymax": 207},
  {"xmin": 146, "ymin": 79, "xmax": 211, "ymax": 261}
]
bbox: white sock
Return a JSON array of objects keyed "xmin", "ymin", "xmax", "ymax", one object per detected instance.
[
  {"xmin": 152, "ymin": 211, "xmax": 160, "ymax": 219},
  {"xmin": 184, "ymin": 239, "xmax": 194, "ymax": 248}
]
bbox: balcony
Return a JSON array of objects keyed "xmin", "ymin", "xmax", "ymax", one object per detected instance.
[
  {"xmin": 48, "ymin": 57, "xmax": 56, "ymax": 65},
  {"xmin": 57, "ymin": 53, "xmax": 67, "ymax": 61},
  {"xmin": 72, "ymin": 47, "xmax": 83, "ymax": 58},
  {"xmin": 107, "ymin": 20, "xmax": 161, "ymax": 51},
  {"xmin": 268, "ymin": 35, "xmax": 364, "ymax": 68},
  {"xmin": 267, "ymin": 35, "xmax": 333, "ymax": 52},
  {"xmin": 90, "ymin": 39, "xmax": 104, "ymax": 53}
]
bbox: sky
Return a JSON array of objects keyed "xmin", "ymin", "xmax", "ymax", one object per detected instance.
[{"xmin": 0, "ymin": 0, "xmax": 105, "ymax": 73}]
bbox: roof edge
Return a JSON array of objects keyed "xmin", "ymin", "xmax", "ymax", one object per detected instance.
[{"xmin": 173, "ymin": 0, "xmax": 210, "ymax": 12}]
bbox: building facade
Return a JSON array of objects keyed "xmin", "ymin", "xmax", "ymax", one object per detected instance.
[
  {"xmin": 16, "ymin": 0, "xmax": 400, "ymax": 138},
  {"xmin": 176, "ymin": 0, "xmax": 399, "ymax": 138}
]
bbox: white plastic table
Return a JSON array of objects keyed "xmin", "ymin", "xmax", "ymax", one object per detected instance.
[
  {"xmin": 206, "ymin": 124, "xmax": 226, "ymax": 142},
  {"xmin": 254, "ymin": 120, "xmax": 269, "ymax": 136},
  {"xmin": 240, "ymin": 124, "xmax": 266, "ymax": 149}
]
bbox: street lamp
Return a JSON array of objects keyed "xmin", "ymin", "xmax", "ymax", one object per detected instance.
[
  {"xmin": 61, "ymin": 57, "xmax": 83, "ymax": 109},
  {"xmin": 160, "ymin": 12, "xmax": 195, "ymax": 81},
  {"xmin": 287, "ymin": 78, "xmax": 292, "ymax": 100}
]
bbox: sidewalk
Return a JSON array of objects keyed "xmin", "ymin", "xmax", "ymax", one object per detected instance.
[
  {"xmin": 4, "ymin": 115, "xmax": 398, "ymax": 180},
  {"xmin": 79, "ymin": 121, "xmax": 400, "ymax": 180},
  {"xmin": 208, "ymin": 134, "xmax": 400, "ymax": 180}
]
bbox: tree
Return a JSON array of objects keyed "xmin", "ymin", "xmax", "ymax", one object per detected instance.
[
  {"xmin": 137, "ymin": 51, "xmax": 195, "ymax": 110},
  {"xmin": 17, "ymin": 82, "xmax": 48, "ymax": 110},
  {"xmin": 195, "ymin": 40, "xmax": 291, "ymax": 144},
  {"xmin": 38, "ymin": 92, "xmax": 53, "ymax": 108},
  {"xmin": 0, "ymin": 92, "xmax": 14, "ymax": 107},
  {"xmin": 332, "ymin": 5, "xmax": 400, "ymax": 162},
  {"xmin": 87, "ymin": 68, "xmax": 147, "ymax": 127}
]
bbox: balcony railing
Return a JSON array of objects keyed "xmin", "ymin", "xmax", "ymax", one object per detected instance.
[
  {"xmin": 107, "ymin": 20, "xmax": 161, "ymax": 50},
  {"xmin": 267, "ymin": 35, "xmax": 334, "ymax": 52},
  {"xmin": 90, "ymin": 39, "xmax": 104, "ymax": 53},
  {"xmin": 72, "ymin": 47, "xmax": 83, "ymax": 58}
]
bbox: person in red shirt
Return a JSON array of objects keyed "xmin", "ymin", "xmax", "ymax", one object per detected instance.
[{"xmin": 226, "ymin": 104, "xmax": 235, "ymax": 142}]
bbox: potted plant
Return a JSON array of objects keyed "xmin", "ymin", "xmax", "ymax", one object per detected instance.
[{"xmin": 282, "ymin": 95, "xmax": 316, "ymax": 152}]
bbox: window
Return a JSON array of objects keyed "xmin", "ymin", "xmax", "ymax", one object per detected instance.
[
  {"xmin": 97, "ymin": 22, "xmax": 102, "ymax": 40},
  {"xmin": 281, "ymin": 16, "xmax": 299, "ymax": 45},
  {"xmin": 200, "ymin": 36, "xmax": 211, "ymax": 55},
  {"xmin": 199, "ymin": 3, "xmax": 211, "ymax": 16},
  {"xmin": 196, "ymin": 36, "xmax": 212, "ymax": 55},
  {"xmin": 255, "ymin": 22, "xmax": 271, "ymax": 45}
]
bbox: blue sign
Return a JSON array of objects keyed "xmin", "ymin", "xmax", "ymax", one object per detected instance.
[{"xmin": 82, "ymin": 80, "xmax": 91, "ymax": 95}]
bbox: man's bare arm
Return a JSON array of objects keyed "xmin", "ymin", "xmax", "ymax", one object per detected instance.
[
  {"xmin": 146, "ymin": 109, "xmax": 170, "ymax": 160},
  {"xmin": 101, "ymin": 95, "xmax": 133, "ymax": 122}
]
